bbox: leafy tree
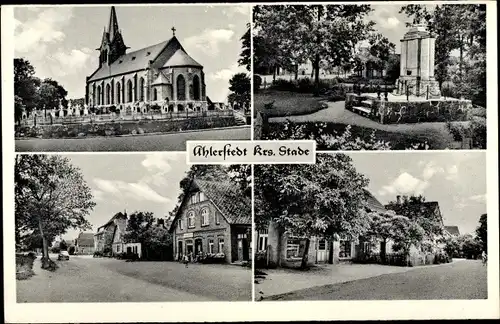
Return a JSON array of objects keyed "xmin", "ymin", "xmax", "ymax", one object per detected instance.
[
  {"xmin": 254, "ymin": 154, "xmax": 370, "ymax": 268},
  {"xmin": 389, "ymin": 215, "xmax": 426, "ymax": 265},
  {"xmin": 457, "ymin": 233, "xmax": 481, "ymax": 259},
  {"xmin": 15, "ymin": 155, "xmax": 95, "ymax": 269},
  {"xmin": 14, "ymin": 58, "xmax": 41, "ymax": 123},
  {"xmin": 443, "ymin": 235, "xmax": 460, "ymax": 258},
  {"xmin": 367, "ymin": 210, "xmax": 398, "ymax": 263},
  {"xmin": 238, "ymin": 23, "xmax": 251, "ymax": 72},
  {"xmin": 367, "ymin": 33, "xmax": 395, "ymax": 77},
  {"xmin": 38, "ymin": 78, "xmax": 68, "ymax": 113},
  {"xmin": 68, "ymin": 246, "xmax": 76, "ymax": 255},
  {"xmin": 385, "ymin": 53, "xmax": 400, "ymax": 83},
  {"xmin": 254, "ymin": 5, "xmax": 374, "ymax": 95},
  {"xmin": 227, "ymin": 164, "xmax": 252, "ymax": 198},
  {"xmin": 59, "ymin": 240, "xmax": 68, "ymax": 251},
  {"xmin": 476, "ymin": 213, "xmax": 487, "ymax": 252},
  {"xmin": 228, "ymin": 73, "xmax": 251, "ymax": 110}
]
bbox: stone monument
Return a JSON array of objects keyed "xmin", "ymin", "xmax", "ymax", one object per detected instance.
[
  {"xmin": 58, "ymin": 99, "xmax": 64, "ymax": 117},
  {"xmin": 83, "ymin": 104, "xmax": 89, "ymax": 116},
  {"xmin": 395, "ymin": 23, "xmax": 441, "ymax": 98}
]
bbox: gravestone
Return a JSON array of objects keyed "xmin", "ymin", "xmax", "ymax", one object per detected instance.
[{"xmin": 395, "ymin": 24, "xmax": 441, "ymax": 98}]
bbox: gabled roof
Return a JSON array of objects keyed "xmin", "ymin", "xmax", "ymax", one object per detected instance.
[
  {"xmin": 76, "ymin": 232, "xmax": 94, "ymax": 247},
  {"xmin": 151, "ymin": 71, "xmax": 171, "ymax": 86},
  {"xmin": 88, "ymin": 37, "xmax": 186, "ymax": 82},
  {"xmin": 363, "ymin": 189, "xmax": 386, "ymax": 214},
  {"xmin": 444, "ymin": 226, "xmax": 460, "ymax": 236},
  {"xmin": 99, "ymin": 212, "xmax": 127, "ymax": 230},
  {"xmin": 163, "ymin": 48, "xmax": 202, "ymax": 68},
  {"xmin": 169, "ymin": 178, "xmax": 251, "ymax": 232}
]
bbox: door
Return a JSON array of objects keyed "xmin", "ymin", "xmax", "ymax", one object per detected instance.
[
  {"xmin": 194, "ymin": 239, "xmax": 203, "ymax": 255},
  {"xmin": 177, "ymin": 241, "xmax": 183, "ymax": 259},
  {"xmin": 317, "ymin": 239, "xmax": 327, "ymax": 263},
  {"xmin": 237, "ymin": 234, "xmax": 249, "ymax": 261}
]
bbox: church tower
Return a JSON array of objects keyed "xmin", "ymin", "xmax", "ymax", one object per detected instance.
[{"xmin": 96, "ymin": 6, "xmax": 128, "ymax": 67}]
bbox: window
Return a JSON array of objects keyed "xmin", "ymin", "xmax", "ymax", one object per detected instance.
[
  {"xmin": 201, "ymin": 208, "xmax": 209, "ymax": 226},
  {"xmin": 153, "ymin": 88, "xmax": 158, "ymax": 101},
  {"xmin": 192, "ymin": 75, "xmax": 201, "ymax": 100},
  {"xmin": 178, "ymin": 219, "xmax": 183, "ymax": 230},
  {"xmin": 190, "ymin": 192, "xmax": 202, "ymax": 204},
  {"xmin": 208, "ymin": 239, "xmax": 214, "ymax": 254},
  {"xmin": 188, "ymin": 211, "xmax": 195, "ymax": 228},
  {"xmin": 258, "ymin": 229, "xmax": 269, "ymax": 251},
  {"xmin": 127, "ymin": 80, "xmax": 133, "ymax": 103},
  {"xmin": 177, "ymin": 75, "xmax": 186, "ymax": 100},
  {"xmin": 215, "ymin": 213, "xmax": 220, "ymax": 225},
  {"xmin": 199, "ymin": 192, "xmax": 206, "ymax": 202},
  {"xmin": 339, "ymin": 239, "xmax": 352, "ymax": 258},
  {"xmin": 218, "ymin": 238, "xmax": 224, "ymax": 253},
  {"xmin": 286, "ymin": 238, "xmax": 302, "ymax": 259},
  {"xmin": 139, "ymin": 78, "xmax": 145, "ymax": 101},
  {"xmin": 318, "ymin": 239, "xmax": 326, "ymax": 250}
]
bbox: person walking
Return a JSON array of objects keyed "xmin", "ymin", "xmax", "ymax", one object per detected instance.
[
  {"xmin": 183, "ymin": 254, "xmax": 189, "ymax": 268},
  {"xmin": 481, "ymin": 251, "xmax": 487, "ymax": 266}
]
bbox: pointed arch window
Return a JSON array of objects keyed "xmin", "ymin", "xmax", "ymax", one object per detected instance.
[
  {"xmin": 96, "ymin": 85, "xmax": 101, "ymax": 105},
  {"xmin": 127, "ymin": 80, "xmax": 133, "ymax": 103},
  {"xmin": 176, "ymin": 75, "xmax": 186, "ymax": 101},
  {"xmin": 116, "ymin": 82, "xmax": 121, "ymax": 104},
  {"xmin": 139, "ymin": 77, "xmax": 145, "ymax": 101},
  {"xmin": 106, "ymin": 84, "xmax": 111, "ymax": 105},
  {"xmin": 192, "ymin": 75, "xmax": 201, "ymax": 101},
  {"xmin": 153, "ymin": 88, "xmax": 158, "ymax": 101}
]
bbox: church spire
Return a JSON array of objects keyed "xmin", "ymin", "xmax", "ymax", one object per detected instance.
[{"xmin": 108, "ymin": 6, "xmax": 120, "ymax": 41}]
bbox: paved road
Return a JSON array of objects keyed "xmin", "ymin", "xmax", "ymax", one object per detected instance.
[
  {"xmin": 264, "ymin": 260, "xmax": 487, "ymax": 301},
  {"xmin": 15, "ymin": 126, "xmax": 251, "ymax": 152},
  {"xmin": 17, "ymin": 255, "xmax": 252, "ymax": 302}
]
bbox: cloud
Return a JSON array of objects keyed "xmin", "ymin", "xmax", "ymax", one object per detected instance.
[
  {"xmin": 378, "ymin": 172, "xmax": 429, "ymax": 196},
  {"xmin": 92, "ymin": 189, "xmax": 105, "ymax": 202},
  {"xmin": 183, "ymin": 29, "xmax": 234, "ymax": 56},
  {"xmin": 141, "ymin": 154, "xmax": 175, "ymax": 172},
  {"xmin": 15, "ymin": 7, "xmax": 74, "ymax": 54},
  {"xmin": 53, "ymin": 48, "xmax": 93, "ymax": 70},
  {"xmin": 208, "ymin": 62, "xmax": 246, "ymax": 82},
  {"xmin": 469, "ymin": 194, "xmax": 486, "ymax": 203},
  {"xmin": 222, "ymin": 5, "xmax": 250, "ymax": 17},
  {"xmin": 422, "ymin": 161, "xmax": 444, "ymax": 180},
  {"xmin": 369, "ymin": 6, "xmax": 401, "ymax": 30},
  {"xmin": 445, "ymin": 165, "xmax": 459, "ymax": 181},
  {"xmin": 93, "ymin": 178, "xmax": 171, "ymax": 204}
]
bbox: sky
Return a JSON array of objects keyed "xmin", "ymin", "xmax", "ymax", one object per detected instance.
[
  {"xmin": 58, "ymin": 153, "xmax": 190, "ymax": 240},
  {"xmin": 347, "ymin": 152, "xmax": 487, "ymax": 235},
  {"xmin": 13, "ymin": 5, "xmax": 250, "ymax": 101}
]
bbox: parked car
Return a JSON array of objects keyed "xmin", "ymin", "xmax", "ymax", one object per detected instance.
[{"xmin": 58, "ymin": 251, "xmax": 70, "ymax": 261}]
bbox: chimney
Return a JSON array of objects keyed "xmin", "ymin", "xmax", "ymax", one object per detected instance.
[{"xmin": 396, "ymin": 195, "xmax": 401, "ymax": 204}]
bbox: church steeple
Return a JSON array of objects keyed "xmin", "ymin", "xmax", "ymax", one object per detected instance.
[
  {"xmin": 108, "ymin": 6, "xmax": 120, "ymax": 42},
  {"xmin": 97, "ymin": 6, "xmax": 128, "ymax": 66}
]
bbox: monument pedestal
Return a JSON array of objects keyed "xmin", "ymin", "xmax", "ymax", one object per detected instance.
[{"xmin": 395, "ymin": 76, "xmax": 441, "ymax": 99}]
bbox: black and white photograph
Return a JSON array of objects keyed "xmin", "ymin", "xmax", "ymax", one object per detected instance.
[
  {"xmin": 15, "ymin": 153, "xmax": 252, "ymax": 302},
  {"xmin": 14, "ymin": 5, "xmax": 251, "ymax": 152},
  {"xmin": 253, "ymin": 4, "xmax": 487, "ymax": 150},
  {"xmin": 254, "ymin": 152, "xmax": 487, "ymax": 301}
]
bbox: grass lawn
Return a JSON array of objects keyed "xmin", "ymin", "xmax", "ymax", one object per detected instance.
[{"xmin": 254, "ymin": 89, "xmax": 326, "ymax": 118}]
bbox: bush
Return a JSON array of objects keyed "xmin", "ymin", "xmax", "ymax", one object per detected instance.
[
  {"xmin": 16, "ymin": 252, "xmax": 36, "ymax": 280},
  {"xmin": 68, "ymin": 246, "xmax": 76, "ymax": 255},
  {"xmin": 471, "ymin": 116, "xmax": 486, "ymax": 149},
  {"xmin": 51, "ymin": 246, "xmax": 61, "ymax": 254},
  {"xmin": 253, "ymin": 74, "xmax": 262, "ymax": 90},
  {"xmin": 93, "ymin": 251, "xmax": 103, "ymax": 258},
  {"xmin": 270, "ymin": 79, "xmax": 296, "ymax": 92}
]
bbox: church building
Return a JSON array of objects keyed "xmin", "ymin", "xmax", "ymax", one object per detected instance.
[{"xmin": 85, "ymin": 6, "xmax": 207, "ymax": 114}]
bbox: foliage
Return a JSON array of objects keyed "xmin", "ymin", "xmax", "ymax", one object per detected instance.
[
  {"xmin": 318, "ymin": 125, "xmax": 392, "ymax": 150},
  {"xmin": 253, "ymin": 75, "xmax": 263, "ymax": 90},
  {"xmin": 38, "ymin": 78, "xmax": 68, "ymax": 112},
  {"xmin": 456, "ymin": 233, "xmax": 482, "ymax": 259},
  {"xmin": 227, "ymin": 164, "xmax": 252, "ymax": 198},
  {"xmin": 68, "ymin": 246, "xmax": 76, "ymax": 255},
  {"xmin": 15, "ymin": 155, "xmax": 95, "ymax": 269},
  {"xmin": 59, "ymin": 240, "xmax": 68, "ymax": 251},
  {"xmin": 16, "ymin": 253, "xmax": 36, "ymax": 280},
  {"xmin": 385, "ymin": 195, "xmax": 444, "ymax": 239},
  {"xmin": 476, "ymin": 213, "xmax": 487, "ymax": 252},
  {"xmin": 400, "ymin": 4, "xmax": 486, "ymax": 106},
  {"xmin": 238, "ymin": 24, "xmax": 251, "ymax": 72},
  {"xmin": 51, "ymin": 246, "xmax": 61, "ymax": 254},
  {"xmin": 228, "ymin": 73, "xmax": 251, "ymax": 110},
  {"xmin": 254, "ymin": 153, "xmax": 371, "ymax": 267},
  {"xmin": 254, "ymin": 5, "xmax": 374, "ymax": 94},
  {"xmin": 14, "ymin": 59, "xmax": 41, "ymax": 123}
]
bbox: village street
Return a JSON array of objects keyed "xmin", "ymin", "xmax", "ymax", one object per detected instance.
[
  {"xmin": 15, "ymin": 126, "xmax": 250, "ymax": 152},
  {"xmin": 17, "ymin": 254, "xmax": 252, "ymax": 302},
  {"xmin": 262, "ymin": 259, "xmax": 487, "ymax": 301}
]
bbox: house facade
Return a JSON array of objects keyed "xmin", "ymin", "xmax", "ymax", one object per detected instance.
[
  {"xmin": 74, "ymin": 232, "xmax": 95, "ymax": 255},
  {"xmin": 94, "ymin": 211, "xmax": 141, "ymax": 256},
  {"xmin": 86, "ymin": 6, "xmax": 207, "ymax": 114},
  {"xmin": 256, "ymin": 189, "xmax": 387, "ymax": 268},
  {"xmin": 170, "ymin": 179, "xmax": 251, "ymax": 264}
]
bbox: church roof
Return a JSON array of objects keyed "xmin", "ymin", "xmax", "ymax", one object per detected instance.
[
  {"xmin": 88, "ymin": 37, "xmax": 188, "ymax": 82},
  {"xmin": 163, "ymin": 48, "xmax": 202, "ymax": 68}
]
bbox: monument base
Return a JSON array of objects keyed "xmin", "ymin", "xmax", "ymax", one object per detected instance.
[{"xmin": 395, "ymin": 77, "xmax": 441, "ymax": 99}]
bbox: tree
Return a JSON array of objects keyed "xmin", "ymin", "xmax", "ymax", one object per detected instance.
[
  {"xmin": 59, "ymin": 240, "xmax": 68, "ymax": 251},
  {"xmin": 254, "ymin": 154, "xmax": 370, "ymax": 268},
  {"xmin": 14, "ymin": 58, "xmax": 41, "ymax": 123},
  {"xmin": 367, "ymin": 210, "xmax": 398, "ymax": 263},
  {"xmin": 400, "ymin": 4, "xmax": 486, "ymax": 105},
  {"xmin": 143, "ymin": 226, "xmax": 173, "ymax": 260},
  {"xmin": 227, "ymin": 164, "xmax": 252, "ymax": 198},
  {"xmin": 476, "ymin": 213, "xmax": 487, "ymax": 252},
  {"xmin": 254, "ymin": 5, "xmax": 374, "ymax": 95},
  {"xmin": 15, "ymin": 155, "xmax": 95, "ymax": 269},
  {"xmin": 457, "ymin": 233, "xmax": 481, "ymax": 259},
  {"xmin": 238, "ymin": 23, "xmax": 251, "ymax": 72},
  {"xmin": 389, "ymin": 215, "xmax": 426, "ymax": 265},
  {"xmin": 228, "ymin": 73, "xmax": 251, "ymax": 110},
  {"xmin": 38, "ymin": 78, "xmax": 68, "ymax": 113},
  {"xmin": 367, "ymin": 33, "xmax": 395, "ymax": 77}
]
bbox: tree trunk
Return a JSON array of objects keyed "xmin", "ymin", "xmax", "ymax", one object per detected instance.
[
  {"xmin": 300, "ymin": 238, "xmax": 311, "ymax": 269},
  {"xmin": 294, "ymin": 65, "xmax": 298, "ymax": 80},
  {"xmin": 38, "ymin": 217, "xmax": 50, "ymax": 269},
  {"xmin": 272, "ymin": 66, "xmax": 276, "ymax": 82},
  {"xmin": 313, "ymin": 55, "xmax": 320, "ymax": 97},
  {"xmin": 380, "ymin": 239, "xmax": 387, "ymax": 264}
]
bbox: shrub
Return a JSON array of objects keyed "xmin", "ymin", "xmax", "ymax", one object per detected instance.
[
  {"xmin": 51, "ymin": 246, "xmax": 61, "ymax": 254},
  {"xmin": 68, "ymin": 246, "xmax": 76, "ymax": 255},
  {"xmin": 93, "ymin": 251, "xmax": 103, "ymax": 258},
  {"xmin": 16, "ymin": 252, "xmax": 36, "ymax": 280},
  {"xmin": 471, "ymin": 116, "xmax": 486, "ymax": 149},
  {"xmin": 253, "ymin": 74, "xmax": 262, "ymax": 90},
  {"xmin": 270, "ymin": 79, "xmax": 296, "ymax": 92}
]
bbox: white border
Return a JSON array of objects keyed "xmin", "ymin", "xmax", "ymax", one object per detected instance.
[{"xmin": 3, "ymin": 1, "xmax": 500, "ymax": 322}]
